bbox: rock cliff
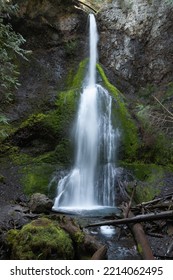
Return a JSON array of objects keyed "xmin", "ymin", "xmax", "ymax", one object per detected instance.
[
  {"xmin": 7, "ymin": 0, "xmax": 87, "ymax": 121},
  {"xmin": 98, "ymin": 0, "xmax": 173, "ymax": 94}
]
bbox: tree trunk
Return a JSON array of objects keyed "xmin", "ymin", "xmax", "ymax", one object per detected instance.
[
  {"xmin": 91, "ymin": 245, "xmax": 107, "ymax": 260},
  {"xmin": 86, "ymin": 210, "xmax": 173, "ymax": 227},
  {"xmin": 127, "ymin": 210, "xmax": 155, "ymax": 260}
]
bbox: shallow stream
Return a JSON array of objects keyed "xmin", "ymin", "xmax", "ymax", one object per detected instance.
[{"xmin": 54, "ymin": 207, "xmax": 141, "ymax": 260}]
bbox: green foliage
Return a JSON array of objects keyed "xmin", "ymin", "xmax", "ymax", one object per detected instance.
[
  {"xmin": 65, "ymin": 39, "xmax": 78, "ymax": 57},
  {"xmin": 136, "ymin": 103, "xmax": 173, "ymax": 164},
  {"xmin": 7, "ymin": 218, "xmax": 74, "ymax": 260},
  {"xmin": 138, "ymin": 84, "xmax": 156, "ymax": 100},
  {"xmin": 0, "ymin": 0, "xmax": 31, "ymax": 140},
  {"xmin": 0, "ymin": 114, "xmax": 9, "ymax": 139},
  {"xmin": 19, "ymin": 113, "xmax": 47, "ymax": 129}
]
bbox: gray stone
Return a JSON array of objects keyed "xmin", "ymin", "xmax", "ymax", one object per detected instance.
[
  {"xmin": 98, "ymin": 0, "xmax": 173, "ymax": 94},
  {"xmin": 29, "ymin": 193, "xmax": 53, "ymax": 213}
]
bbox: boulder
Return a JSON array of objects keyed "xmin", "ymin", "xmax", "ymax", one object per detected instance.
[
  {"xmin": 7, "ymin": 217, "xmax": 74, "ymax": 259},
  {"xmin": 29, "ymin": 193, "xmax": 53, "ymax": 213}
]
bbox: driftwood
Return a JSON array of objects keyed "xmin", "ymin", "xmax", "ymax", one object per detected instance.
[
  {"xmin": 133, "ymin": 192, "xmax": 173, "ymax": 209},
  {"xmin": 123, "ymin": 207, "xmax": 154, "ymax": 260},
  {"xmin": 91, "ymin": 245, "xmax": 107, "ymax": 260},
  {"xmin": 86, "ymin": 210, "xmax": 173, "ymax": 228}
]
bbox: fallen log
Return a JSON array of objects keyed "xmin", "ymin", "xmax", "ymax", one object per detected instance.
[
  {"xmin": 91, "ymin": 245, "xmax": 107, "ymax": 260},
  {"xmin": 86, "ymin": 210, "xmax": 173, "ymax": 228},
  {"xmin": 50, "ymin": 215, "xmax": 104, "ymax": 255},
  {"xmin": 143, "ymin": 201, "xmax": 173, "ymax": 210},
  {"xmin": 124, "ymin": 208, "xmax": 154, "ymax": 260},
  {"xmin": 133, "ymin": 192, "xmax": 173, "ymax": 209}
]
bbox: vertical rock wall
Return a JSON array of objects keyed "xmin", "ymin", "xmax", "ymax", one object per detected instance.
[
  {"xmin": 7, "ymin": 0, "xmax": 88, "ymax": 120},
  {"xmin": 97, "ymin": 0, "xmax": 173, "ymax": 94}
]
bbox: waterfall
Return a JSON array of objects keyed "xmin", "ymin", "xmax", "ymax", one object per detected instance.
[{"xmin": 53, "ymin": 14, "xmax": 119, "ymax": 211}]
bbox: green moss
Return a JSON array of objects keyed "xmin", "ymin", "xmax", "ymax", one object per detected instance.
[
  {"xmin": 10, "ymin": 151, "xmax": 32, "ymax": 165},
  {"xmin": 8, "ymin": 148, "xmax": 58, "ymax": 198},
  {"xmin": 21, "ymin": 163, "xmax": 56, "ymax": 196},
  {"xmin": 152, "ymin": 133, "xmax": 173, "ymax": 164},
  {"xmin": 20, "ymin": 113, "xmax": 47, "ymax": 129},
  {"xmin": 43, "ymin": 60, "xmax": 87, "ymax": 139},
  {"xmin": 74, "ymin": 230, "xmax": 85, "ymax": 244},
  {"xmin": 0, "ymin": 123, "xmax": 12, "ymax": 141},
  {"xmin": 7, "ymin": 218, "xmax": 74, "ymax": 260},
  {"xmin": 121, "ymin": 162, "xmax": 168, "ymax": 203},
  {"xmin": 121, "ymin": 162, "xmax": 164, "ymax": 181},
  {"xmin": 0, "ymin": 174, "xmax": 5, "ymax": 183},
  {"xmin": 44, "ymin": 89, "xmax": 79, "ymax": 138},
  {"xmin": 54, "ymin": 139, "xmax": 73, "ymax": 165},
  {"xmin": 6, "ymin": 60, "xmax": 89, "ymax": 197},
  {"xmin": 135, "ymin": 184, "xmax": 160, "ymax": 204},
  {"xmin": 137, "ymin": 243, "xmax": 143, "ymax": 255},
  {"xmin": 97, "ymin": 64, "xmax": 139, "ymax": 160},
  {"xmin": 0, "ymin": 144, "xmax": 19, "ymax": 157},
  {"xmin": 72, "ymin": 59, "xmax": 88, "ymax": 88}
]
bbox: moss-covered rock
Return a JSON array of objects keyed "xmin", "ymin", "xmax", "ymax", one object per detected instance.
[
  {"xmin": 22, "ymin": 163, "xmax": 56, "ymax": 196},
  {"xmin": 3, "ymin": 60, "xmax": 88, "ymax": 197},
  {"xmin": 121, "ymin": 162, "xmax": 172, "ymax": 203},
  {"xmin": 7, "ymin": 217, "xmax": 74, "ymax": 260},
  {"xmin": 97, "ymin": 64, "xmax": 139, "ymax": 161}
]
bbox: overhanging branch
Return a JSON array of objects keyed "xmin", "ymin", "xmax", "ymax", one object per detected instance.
[{"xmin": 73, "ymin": 0, "xmax": 97, "ymax": 13}]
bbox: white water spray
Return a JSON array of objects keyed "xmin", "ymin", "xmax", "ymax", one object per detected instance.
[{"xmin": 53, "ymin": 14, "xmax": 119, "ymax": 211}]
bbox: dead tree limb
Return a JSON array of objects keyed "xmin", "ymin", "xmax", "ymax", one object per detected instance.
[
  {"xmin": 124, "ymin": 183, "xmax": 136, "ymax": 218},
  {"xmin": 74, "ymin": 0, "xmax": 97, "ymax": 13},
  {"xmin": 153, "ymin": 95, "xmax": 173, "ymax": 118},
  {"xmin": 86, "ymin": 210, "xmax": 173, "ymax": 228},
  {"xmin": 134, "ymin": 192, "xmax": 173, "ymax": 208}
]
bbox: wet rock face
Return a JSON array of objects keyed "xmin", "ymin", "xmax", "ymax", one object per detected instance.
[
  {"xmin": 98, "ymin": 0, "xmax": 173, "ymax": 94},
  {"xmin": 7, "ymin": 0, "xmax": 87, "ymax": 121}
]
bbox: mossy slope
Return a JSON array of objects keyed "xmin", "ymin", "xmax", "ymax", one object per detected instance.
[
  {"xmin": 97, "ymin": 64, "xmax": 139, "ymax": 161},
  {"xmin": 121, "ymin": 162, "xmax": 170, "ymax": 203},
  {"xmin": 3, "ymin": 60, "xmax": 88, "ymax": 197}
]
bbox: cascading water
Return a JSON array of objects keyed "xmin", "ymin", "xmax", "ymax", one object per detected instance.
[{"xmin": 53, "ymin": 14, "xmax": 119, "ymax": 211}]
